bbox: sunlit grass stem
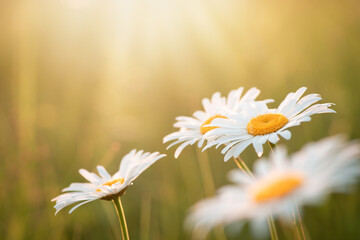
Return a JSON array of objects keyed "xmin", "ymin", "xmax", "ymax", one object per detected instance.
[
  {"xmin": 271, "ymin": 143, "xmax": 307, "ymax": 240},
  {"xmin": 267, "ymin": 214, "xmax": 279, "ymax": 240},
  {"xmin": 195, "ymin": 148, "xmax": 216, "ymax": 196},
  {"xmin": 234, "ymin": 157, "xmax": 278, "ymax": 240},
  {"xmin": 195, "ymin": 148, "xmax": 226, "ymax": 240},
  {"xmin": 233, "ymin": 157, "xmax": 255, "ymax": 179},
  {"xmin": 113, "ymin": 197, "xmax": 130, "ymax": 240},
  {"xmin": 295, "ymin": 200, "xmax": 307, "ymax": 240},
  {"xmin": 291, "ymin": 206, "xmax": 302, "ymax": 240}
]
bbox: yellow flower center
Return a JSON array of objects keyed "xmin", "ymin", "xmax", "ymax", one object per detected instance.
[
  {"xmin": 200, "ymin": 115, "xmax": 227, "ymax": 135},
  {"xmin": 247, "ymin": 113, "xmax": 288, "ymax": 136},
  {"xmin": 96, "ymin": 178, "xmax": 124, "ymax": 192},
  {"xmin": 253, "ymin": 175, "xmax": 303, "ymax": 202}
]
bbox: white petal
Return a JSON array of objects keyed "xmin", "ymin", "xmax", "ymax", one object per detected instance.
[
  {"xmin": 68, "ymin": 199, "xmax": 97, "ymax": 214},
  {"xmin": 175, "ymin": 140, "xmax": 193, "ymax": 158},
  {"xmin": 229, "ymin": 140, "xmax": 253, "ymax": 161},
  {"xmin": 253, "ymin": 142, "xmax": 264, "ymax": 158},
  {"xmin": 268, "ymin": 133, "xmax": 280, "ymax": 144},
  {"xmin": 79, "ymin": 169, "xmax": 101, "ymax": 184},
  {"xmin": 258, "ymin": 135, "xmax": 269, "ymax": 144},
  {"xmin": 279, "ymin": 130, "xmax": 291, "ymax": 140},
  {"xmin": 97, "ymin": 166, "xmax": 111, "ymax": 180}
]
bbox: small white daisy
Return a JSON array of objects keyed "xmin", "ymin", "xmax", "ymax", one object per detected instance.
[
  {"xmin": 52, "ymin": 150, "xmax": 166, "ymax": 214},
  {"xmin": 163, "ymin": 87, "xmax": 270, "ymax": 158},
  {"xmin": 186, "ymin": 136, "xmax": 360, "ymax": 238},
  {"xmin": 203, "ymin": 87, "xmax": 335, "ymax": 160}
]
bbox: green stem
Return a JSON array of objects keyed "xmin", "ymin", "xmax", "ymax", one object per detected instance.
[
  {"xmin": 291, "ymin": 208, "xmax": 302, "ymax": 240},
  {"xmin": 267, "ymin": 214, "xmax": 279, "ymax": 240},
  {"xmin": 234, "ymin": 157, "xmax": 255, "ymax": 179},
  {"xmin": 195, "ymin": 148, "xmax": 216, "ymax": 196},
  {"xmin": 272, "ymin": 143, "xmax": 307, "ymax": 240},
  {"xmin": 294, "ymin": 201, "xmax": 306, "ymax": 240},
  {"xmin": 235, "ymin": 146, "xmax": 280, "ymax": 240},
  {"xmin": 268, "ymin": 142, "xmax": 274, "ymax": 153},
  {"xmin": 234, "ymin": 157, "xmax": 278, "ymax": 240},
  {"xmin": 113, "ymin": 197, "xmax": 130, "ymax": 240},
  {"xmin": 196, "ymin": 148, "xmax": 226, "ymax": 240}
]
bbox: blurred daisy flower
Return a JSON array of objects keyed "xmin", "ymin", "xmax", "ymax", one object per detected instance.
[
  {"xmin": 163, "ymin": 87, "xmax": 271, "ymax": 158},
  {"xmin": 186, "ymin": 136, "xmax": 360, "ymax": 238},
  {"xmin": 52, "ymin": 150, "xmax": 166, "ymax": 214},
  {"xmin": 203, "ymin": 87, "xmax": 335, "ymax": 161}
]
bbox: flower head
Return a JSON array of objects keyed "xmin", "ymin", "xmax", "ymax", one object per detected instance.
[
  {"xmin": 203, "ymin": 87, "xmax": 335, "ymax": 160},
  {"xmin": 52, "ymin": 150, "xmax": 166, "ymax": 214},
  {"xmin": 163, "ymin": 87, "xmax": 270, "ymax": 158},
  {"xmin": 186, "ymin": 136, "xmax": 360, "ymax": 238}
]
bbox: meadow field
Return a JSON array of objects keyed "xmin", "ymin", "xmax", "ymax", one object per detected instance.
[{"xmin": 1, "ymin": 0, "xmax": 360, "ymax": 239}]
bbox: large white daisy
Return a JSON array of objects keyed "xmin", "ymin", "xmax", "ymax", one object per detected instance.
[
  {"xmin": 52, "ymin": 150, "xmax": 166, "ymax": 214},
  {"xmin": 186, "ymin": 136, "xmax": 360, "ymax": 238},
  {"xmin": 203, "ymin": 87, "xmax": 335, "ymax": 160},
  {"xmin": 163, "ymin": 87, "xmax": 270, "ymax": 158}
]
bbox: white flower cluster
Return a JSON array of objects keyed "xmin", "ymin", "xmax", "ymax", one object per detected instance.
[
  {"xmin": 164, "ymin": 87, "xmax": 335, "ymax": 160},
  {"xmin": 53, "ymin": 86, "xmax": 360, "ymax": 240},
  {"xmin": 163, "ymin": 87, "xmax": 360, "ymax": 239}
]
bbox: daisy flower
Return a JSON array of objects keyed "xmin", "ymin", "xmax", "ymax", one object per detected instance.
[
  {"xmin": 52, "ymin": 149, "xmax": 166, "ymax": 214},
  {"xmin": 186, "ymin": 136, "xmax": 360, "ymax": 238},
  {"xmin": 163, "ymin": 87, "xmax": 271, "ymax": 158},
  {"xmin": 203, "ymin": 87, "xmax": 335, "ymax": 160}
]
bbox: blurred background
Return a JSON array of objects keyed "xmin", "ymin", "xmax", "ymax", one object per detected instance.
[{"xmin": 1, "ymin": 0, "xmax": 360, "ymax": 239}]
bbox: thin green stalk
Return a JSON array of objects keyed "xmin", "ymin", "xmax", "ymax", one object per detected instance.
[
  {"xmin": 233, "ymin": 157, "xmax": 246, "ymax": 172},
  {"xmin": 267, "ymin": 217, "xmax": 274, "ymax": 240},
  {"xmin": 234, "ymin": 157, "xmax": 278, "ymax": 240},
  {"xmin": 195, "ymin": 148, "xmax": 216, "ymax": 196},
  {"xmin": 262, "ymin": 147, "xmax": 279, "ymax": 240},
  {"xmin": 238, "ymin": 157, "xmax": 255, "ymax": 178},
  {"xmin": 291, "ymin": 208, "xmax": 302, "ymax": 240},
  {"xmin": 233, "ymin": 157, "xmax": 255, "ymax": 179},
  {"xmin": 278, "ymin": 218, "xmax": 297, "ymax": 240},
  {"xmin": 272, "ymin": 143, "xmax": 307, "ymax": 240},
  {"xmin": 268, "ymin": 142, "xmax": 274, "ymax": 153},
  {"xmin": 267, "ymin": 214, "xmax": 279, "ymax": 240},
  {"xmin": 113, "ymin": 197, "xmax": 130, "ymax": 240},
  {"xmin": 195, "ymin": 148, "xmax": 226, "ymax": 240},
  {"xmin": 295, "ymin": 201, "xmax": 307, "ymax": 240}
]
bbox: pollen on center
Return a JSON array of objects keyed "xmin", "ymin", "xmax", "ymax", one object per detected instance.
[
  {"xmin": 96, "ymin": 178, "xmax": 125, "ymax": 192},
  {"xmin": 200, "ymin": 115, "xmax": 227, "ymax": 135},
  {"xmin": 247, "ymin": 113, "xmax": 288, "ymax": 136},
  {"xmin": 253, "ymin": 175, "xmax": 303, "ymax": 202}
]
